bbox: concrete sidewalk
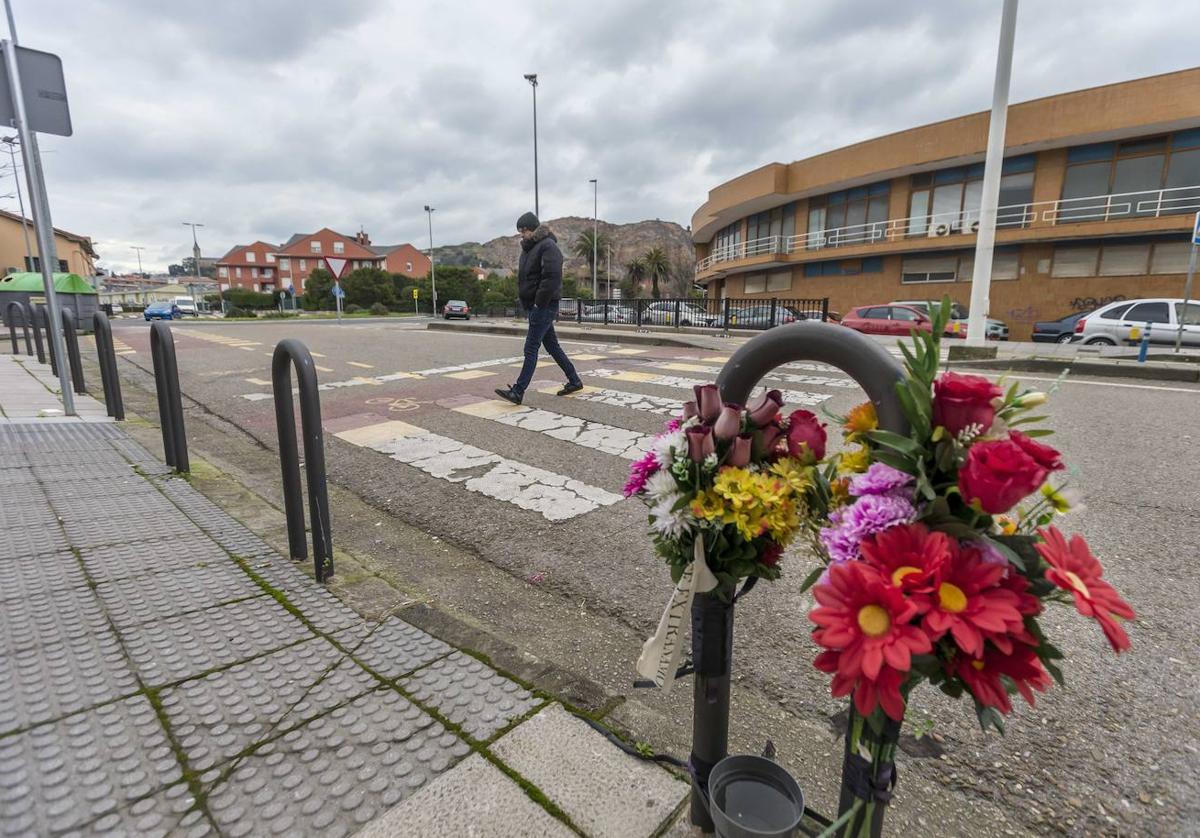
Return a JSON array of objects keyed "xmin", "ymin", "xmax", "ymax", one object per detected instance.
[
  {"xmin": 0, "ymin": 353, "xmax": 111, "ymax": 422},
  {"xmin": 0, "ymin": 354, "xmax": 689, "ymax": 836}
]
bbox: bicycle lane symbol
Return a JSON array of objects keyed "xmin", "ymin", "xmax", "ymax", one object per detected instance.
[{"xmin": 365, "ymin": 396, "xmax": 429, "ymax": 413}]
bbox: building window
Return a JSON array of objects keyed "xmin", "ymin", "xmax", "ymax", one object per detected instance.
[
  {"xmin": 1049, "ymin": 246, "xmax": 1099, "ymax": 277},
  {"xmin": 1051, "ymin": 240, "xmax": 1188, "ymax": 277},
  {"xmin": 767, "ymin": 272, "xmax": 792, "ymax": 293},
  {"xmin": 957, "ymin": 247, "xmax": 1020, "ymax": 281},
  {"xmin": 263, "ymin": 268, "xmax": 272, "ymax": 277},
  {"xmin": 711, "ymin": 221, "xmax": 742, "ymax": 260},
  {"xmin": 251, "ymin": 267, "xmax": 258, "ymax": 278},
  {"xmin": 235, "ymin": 267, "xmax": 242, "ymax": 278},
  {"xmin": 333, "ymin": 241, "xmax": 345, "ymax": 254},
  {"xmin": 218, "ymin": 267, "xmax": 228, "ymax": 278},
  {"xmin": 246, "ymin": 252, "xmax": 256, "ymax": 263},
  {"xmin": 807, "ymin": 182, "xmax": 890, "ymax": 248},
  {"xmin": 406, "ymin": 261, "xmax": 413, "ymax": 272},
  {"xmin": 745, "ymin": 203, "xmax": 796, "ymax": 246},
  {"xmin": 901, "ymin": 254, "xmax": 961, "ymax": 284},
  {"xmin": 310, "ymin": 241, "xmax": 321, "ymax": 253},
  {"xmin": 743, "ymin": 274, "xmax": 766, "ymax": 294},
  {"xmin": 1150, "ymin": 241, "xmax": 1192, "ymax": 273},
  {"xmin": 803, "ymin": 256, "xmax": 884, "ymax": 277},
  {"xmin": 908, "ymin": 156, "xmax": 1034, "ymax": 236},
  {"xmin": 1059, "ymin": 130, "xmax": 1200, "ymax": 221},
  {"xmin": 279, "ymin": 258, "xmax": 290, "ymax": 270},
  {"xmin": 300, "ymin": 259, "xmax": 307, "ymax": 271},
  {"xmin": 266, "ymin": 253, "xmax": 275, "ymax": 263},
  {"xmin": 253, "ymin": 283, "xmax": 260, "ymax": 292},
  {"xmin": 1098, "ymin": 244, "xmax": 1150, "ymax": 276}
]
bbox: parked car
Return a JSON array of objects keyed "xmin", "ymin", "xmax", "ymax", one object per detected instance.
[
  {"xmin": 842, "ymin": 304, "xmax": 962, "ymax": 338},
  {"xmin": 145, "ymin": 302, "xmax": 181, "ymax": 321},
  {"xmin": 442, "ymin": 300, "xmax": 471, "ymax": 320},
  {"xmin": 641, "ymin": 301, "xmax": 718, "ymax": 327},
  {"xmin": 891, "ymin": 299, "xmax": 1008, "ymax": 340},
  {"xmin": 1032, "ymin": 311, "xmax": 1087, "ymax": 343},
  {"xmin": 724, "ymin": 304, "xmax": 805, "ymax": 329},
  {"xmin": 1072, "ymin": 298, "xmax": 1200, "ymax": 346},
  {"xmin": 579, "ymin": 304, "xmax": 633, "ymax": 323},
  {"xmin": 174, "ymin": 296, "xmax": 197, "ymax": 316}
]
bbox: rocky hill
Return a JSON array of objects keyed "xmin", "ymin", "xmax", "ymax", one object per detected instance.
[{"xmin": 433, "ymin": 217, "xmax": 695, "ymax": 288}]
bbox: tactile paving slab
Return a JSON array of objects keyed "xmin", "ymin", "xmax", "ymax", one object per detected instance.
[
  {"xmin": 156, "ymin": 478, "xmax": 279, "ymax": 558},
  {"xmin": 255, "ymin": 560, "xmax": 364, "ymax": 633},
  {"xmin": 162, "ymin": 636, "xmax": 379, "ymax": 773},
  {"xmin": 43, "ymin": 473, "xmax": 163, "ymax": 500},
  {"xmin": 77, "ymin": 781, "xmax": 214, "ymax": 838},
  {"xmin": 0, "ymin": 465, "xmax": 39, "ymax": 485},
  {"xmin": 400, "ymin": 651, "xmax": 540, "ymax": 741},
  {"xmin": 0, "ymin": 549, "xmax": 90, "ymax": 605},
  {"xmin": 204, "ymin": 689, "xmax": 470, "ymax": 838},
  {"xmin": 120, "ymin": 596, "xmax": 312, "ymax": 687},
  {"xmin": 0, "ymin": 695, "xmax": 182, "ymax": 837},
  {"xmin": 80, "ymin": 531, "xmax": 234, "ymax": 583},
  {"xmin": 337, "ymin": 617, "xmax": 452, "ymax": 681},
  {"xmin": 97, "ymin": 561, "xmax": 263, "ymax": 629},
  {"xmin": 0, "ymin": 506, "xmax": 69, "ymax": 557},
  {"xmin": 59, "ymin": 505, "xmax": 208, "ymax": 551},
  {"xmin": 0, "ymin": 587, "xmax": 113, "ymax": 654},
  {"xmin": 0, "ymin": 631, "xmax": 139, "ymax": 735}
]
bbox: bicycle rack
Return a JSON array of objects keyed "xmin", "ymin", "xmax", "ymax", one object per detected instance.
[
  {"xmin": 272, "ymin": 338, "xmax": 333, "ymax": 583},
  {"xmin": 59, "ymin": 306, "xmax": 86, "ymax": 395},
  {"xmin": 679, "ymin": 322, "xmax": 908, "ymax": 836},
  {"xmin": 6, "ymin": 301, "xmax": 32, "ymax": 356},
  {"xmin": 93, "ymin": 311, "xmax": 124, "ymax": 420},
  {"xmin": 150, "ymin": 321, "xmax": 188, "ymax": 472},
  {"xmin": 29, "ymin": 303, "xmax": 45, "ymax": 364}
]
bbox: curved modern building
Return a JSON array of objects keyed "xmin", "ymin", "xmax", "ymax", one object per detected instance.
[{"xmin": 691, "ymin": 68, "xmax": 1200, "ymax": 339}]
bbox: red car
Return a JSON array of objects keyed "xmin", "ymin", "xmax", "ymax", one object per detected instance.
[{"xmin": 841, "ymin": 304, "xmax": 962, "ymax": 338}]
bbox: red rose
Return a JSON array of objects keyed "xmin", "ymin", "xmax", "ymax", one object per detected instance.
[
  {"xmin": 933, "ymin": 371, "xmax": 1003, "ymax": 437},
  {"xmin": 785, "ymin": 410, "xmax": 826, "ymax": 462},
  {"xmin": 1010, "ymin": 431, "xmax": 1063, "ymax": 471},
  {"xmin": 760, "ymin": 541, "xmax": 783, "ymax": 567},
  {"xmin": 958, "ymin": 437, "xmax": 1049, "ymax": 514}
]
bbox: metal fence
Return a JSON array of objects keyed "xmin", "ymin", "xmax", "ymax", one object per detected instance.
[{"xmin": 556, "ymin": 297, "xmax": 830, "ymax": 330}]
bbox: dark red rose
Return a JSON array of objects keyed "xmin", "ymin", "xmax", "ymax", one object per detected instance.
[
  {"xmin": 727, "ymin": 434, "xmax": 753, "ymax": 467},
  {"xmin": 760, "ymin": 541, "xmax": 783, "ymax": 567},
  {"xmin": 933, "ymin": 371, "xmax": 1003, "ymax": 437},
  {"xmin": 1010, "ymin": 431, "xmax": 1064, "ymax": 471},
  {"xmin": 785, "ymin": 410, "xmax": 826, "ymax": 462},
  {"xmin": 694, "ymin": 384, "xmax": 722, "ymax": 422},
  {"xmin": 746, "ymin": 389, "xmax": 784, "ymax": 428},
  {"xmin": 958, "ymin": 437, "xmax": 1049, "ymax": 514},
  {"xmin": 686, "ymin": 424, "xmax": 716, "ymax": 462},
  {"xmin": 713, "ymin": 404, "xmax": 743, "ymax": 441}
]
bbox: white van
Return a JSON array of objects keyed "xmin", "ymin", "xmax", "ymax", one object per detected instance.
[{"xmin": 174, "ymin": 296, "xmax": 197, "ymax": 316}]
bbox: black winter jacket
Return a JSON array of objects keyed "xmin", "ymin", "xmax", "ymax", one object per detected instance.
[{"xmin": 517, "ymin": 225, "xmax": 563, "ymax": 310}]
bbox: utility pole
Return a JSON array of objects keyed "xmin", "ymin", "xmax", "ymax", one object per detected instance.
[
  {"xmin": 589, "ymin": 178, "xmax": 598, "ymax": 302},
  {"xmin": 966, "ymin": 0, "xmax": 1018, "ymax": 347},
  {"xmin": 132, "ymin": 246, "xmax": 145, "ymax": 277},
  {"xmin": 524, "ymin": 74, "xmax": 539, "ymax": 217},
  {"xmin": 424, "ymin": 205, "xmax": 438, "ymax": 316},
  {"xmin": 606, "ymin": 244, "xmax": 612, "ymax": 300},
  {"xmin": 181, "ymin": 221, "xmax": 209, "ymax": 310},
  {"xmin": 3, "ymin": 1, "xmax": 74, "ymax": 412},
  {"xmin": 1, "ymin": 136, "xmax": 30, "ymax": 269}
]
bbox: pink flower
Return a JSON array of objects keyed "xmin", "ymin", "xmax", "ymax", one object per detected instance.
[
  {"xmin": 623, "ymin": 450, "xmax": 659, "ymax": 497},
  {"xmin": 713, "ymin": 404, "xmax": 742, "ymax": 441},
  {"xmin": 686, "ymin": 424, "xmax": 715, "ymax": 462},
  {"xmin": 746, "ymin": 390, "xmax": 783, "ymax": 428},
  {"xmin": 694, "ymin": 384, "xmax": 722, "ymax": 422},
  {"xmin": 727, "ymin": 434, "xmax": 753, "ymax": 467}
]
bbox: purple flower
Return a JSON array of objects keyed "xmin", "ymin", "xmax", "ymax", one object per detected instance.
[
  {"xmin": 818, "ymin": 494, "xmax": 917, "ymax": 562},
  {"xmin": 623, "ymin": 451, "xmax": 659, "ymax": 497},
  {"xmin": 849, "ymin": 463, "xmax": 914, "ymax": 497},
  {"xmin": 968, "ymin": 538, "xmax": 1010, "ymax": 568}
]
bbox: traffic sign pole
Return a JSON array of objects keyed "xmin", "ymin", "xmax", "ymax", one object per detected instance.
[
  {"xmin": 323, "ymin": 257, "xmax": 349, "ymax": 324},
  {"xmin": 412, "ymin": 287, "xmax": 419, "ymax": 315},
  {"xmin": 1173, "ymin": 211, "xmax": 1200, "ymax": 353}
]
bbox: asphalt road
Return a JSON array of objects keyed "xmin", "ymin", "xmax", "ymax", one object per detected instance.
[{"xmin": 108, "ymin": 316, "xmax": 1200, "ymax": 835}]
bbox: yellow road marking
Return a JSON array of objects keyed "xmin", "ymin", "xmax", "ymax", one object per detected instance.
[
  {"xmin": 657, "ymin": 362, "xmax": 717, "ymax": 373},
  {"xmin": 597, "ymin": 371, "xmax": 658, "ymax": 383},
  {"xmin": 571, "ymin": 354, "xmax": 607, "ymax": 361},
  {"xmin": 445, "ymin": 369, "xmax": 496, "ymax": 380},
  {"xmin": 610, "ymin": 348, "xmax": 647, "ymax": 355},
  {"xmin": 244, "ymin": 378, "xmax": 272, "ymax": 386},
  {"xmin": 347, "ymin": 361, "xmax": 374, "ymax": 369},
  {"xmin": 336, "ymin": 420, "xmax": 422, "ymax": 446},
  {"xmin": 452, "ymin": 400, "xmax": 527, "ymax": 419},
  {"xmin": 314, "ymin": 365, "xmax": 334, "ymax": 373}
]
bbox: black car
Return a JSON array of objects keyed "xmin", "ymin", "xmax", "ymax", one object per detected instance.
[
  {"xmin": 1031, "ymin": 312, "xmax": 1087, "ymax": 343},
  {"xmin": 442, "ymin": 300, "xmax": 471, "ymax": 320}
]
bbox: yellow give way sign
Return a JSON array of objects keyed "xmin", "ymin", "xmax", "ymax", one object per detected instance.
[{"xmin": 412, "ymin": 288, "xmax": 419, "ymax": 299}]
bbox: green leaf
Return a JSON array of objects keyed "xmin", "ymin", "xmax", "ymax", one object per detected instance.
[
  {"xmin": 867, "ymin": 429, "xmax": 925, "ymax": 457},
  {"xmin": 1008, "ymin": 415, "xmax": 1049, "ymax": 427},
  {"xmin": 1020, "ymin": 428, "xmax": 1055, "ymax": 438},
  {"xmin": 873, "ymin": 449, "xmax": 916, "ymax": 473},
  {"xmin": 983, "ymin": 537, "xmax": 1027, "ymax": 573},
  {"xmin": 799, "ymin": 565, "xmax": 825, "ymax": 593},
  {"xmin": 1043, "ymin": 659, "xmax": 1065, "ymax": 687},
  {"xmin": 975, "ymin": 703, "xmax": 1006, "ymax": 736}
]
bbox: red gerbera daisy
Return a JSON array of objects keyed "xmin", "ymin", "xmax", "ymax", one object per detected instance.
[
  {"xmin": 953, "ymin": 643, "xmax": 1053, "ymax": 715},
  {"xmin": 987, "ymin": 569, "xmax": 1040, "ymax": 654},
  {"xmin": 810, "ymin": 562, "xmax": 931, "ymax": 720},
  {"xmin": 920, "ymin": 546, "xmax": 1024, "ymax": 658},
  {"xmin": 859, "ymin": 522, "xmax": 953, "ymax": 600},
  {"xmin": 1035, "ymin": 527, "xmax": 1135, "ymax": 652}
]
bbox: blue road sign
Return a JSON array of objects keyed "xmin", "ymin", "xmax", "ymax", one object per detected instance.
[
  {"xmin": 332, "ymin": 284, "xmax": 345, "ymax": 299},
  {"xmin": 1192, "ymin": 211, "xmax": 1200, "ymax": 245}
]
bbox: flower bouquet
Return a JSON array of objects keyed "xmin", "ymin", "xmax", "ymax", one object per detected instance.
[
  {"xmin": 801, "ymin": 300, "xmax": 1135, "ymax": 833},
  {"xmin": 628, "ymin": 381, "xmax": 826, "ymax": 689}
]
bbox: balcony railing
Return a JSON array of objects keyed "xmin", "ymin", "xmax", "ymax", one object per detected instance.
[{"xmin": 695, "ymin": 184, "xmax": 1200, "ymax": 274}]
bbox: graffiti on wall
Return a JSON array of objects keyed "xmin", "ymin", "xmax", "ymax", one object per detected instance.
[
  {"xmin": 1005, "ymin": 305, "xmax": 1039, "ymax": 322},
  {"xmin": 1070, "ymin": 295, "xmax": 1126, "ymax": 312}
]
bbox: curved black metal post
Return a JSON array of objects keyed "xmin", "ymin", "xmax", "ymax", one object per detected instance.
[
  {"xmin": 59, "ymin": 307, "xmax": 86, "ymax": 394},
  {"xmin": 29, "ymin": 302, "xmax": 45, "ymax": 363},
  {"xmin": 93, "ymin": 311, "xmax": 124, "ymax": 420},
  {"xmin": 38, "ymin": 306, "xmax": 58, "ymax": 376},
  {"xmin": 150, "ymin": 321, "xmax": 188, "ymax": 472},
  {"xmin": 6, "ymin": 301, "xmax": 32, "ymax": 355},
  {"xmin": 272, "ymin": 338, "xmax": 333, "ymax": 583},
  {"xmin": 684, "ymin": 322, "xmax": 909, "ymax": 833}
]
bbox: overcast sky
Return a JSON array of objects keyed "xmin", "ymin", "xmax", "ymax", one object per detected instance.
[{"xmin": 10, "ymin": 0, "xmax": 1197, "ymax": 273}]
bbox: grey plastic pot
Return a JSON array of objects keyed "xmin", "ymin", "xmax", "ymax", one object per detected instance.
[{"xmin": 707, "ymin": 754, "xmax": 805, "ymax": 838}]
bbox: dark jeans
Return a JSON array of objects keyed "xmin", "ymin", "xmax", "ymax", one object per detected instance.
[{"xmin": 512, "ymin": 303, "xmax": 581, "ymax": 397}]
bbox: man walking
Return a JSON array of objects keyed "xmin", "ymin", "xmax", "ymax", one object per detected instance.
[{"xmin": 495, "ymin": 212, "xmax": 583, "ymax": 405}]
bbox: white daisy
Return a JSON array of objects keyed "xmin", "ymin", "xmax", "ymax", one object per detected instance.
[
  {"xmin": 645, "ymin": 470, "xmax": 680, "ymax": 500},
  {"xmin": 649, "ymin": 493, "xmax": 696, "ymax": 540}
]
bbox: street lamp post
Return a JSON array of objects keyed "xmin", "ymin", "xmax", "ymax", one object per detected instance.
[
  {"xmin": 424, "ymin": 205, "xmax": 438, "ymax": 316},
  {"xmin": 132, "ymin": 246, "xmax": 144, "ymax": 278},
  {"xmin": 606, "ymin": 244, "xmax": 612, "ymax": 300},
  {"xmin": 1, "ymin": 136, "xmax": 30, "ymax": 269},
  {"xmin": 181, "ymin": 221, "xmax": 209, "ymax": 309},
  {"xmin": 524, "ymin": 73, "xmax": 539, "ymax": 217},
  {"xmin": 589, "ymin": 178, "xmax": 598, "ymax": 302}
]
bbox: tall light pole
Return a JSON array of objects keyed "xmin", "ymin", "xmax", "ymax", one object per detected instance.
[
  {"xmin": 424, "ymin": 205, "xmax": 438, "ymax": 316},
  {"xmin": 181, "ymin": 221, "xmax": 211, "ymax": 309},
  {"xmin": 1, "ymin": 136, "xmax": 30, "ymax": 269},
  {"xmin": 589, "ymin": 178, "xmax": 598, "ymax": 301},
  {"xmin": 966, "ymin": 0, "xmax": 1018, "ymax": 348},
  {"xmin": 524, "ymin": 73, "xmax": 539, "ymax": 217},
  {"xmin": 131, "ymin": 246, "xmax": 145, "ymax": 278},
  {"xmin": 606, "ymin": 243, "xmax": 612, "ymax": 300}
]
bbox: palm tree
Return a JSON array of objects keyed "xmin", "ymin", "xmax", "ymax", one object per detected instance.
[
  {"xmin": 624, "ymin": 256, "xmax": 646, "ymax": 298},
  {"xmin": 642, "ymin": 247, "xmax": 670, "ymax": 300},
  {"xmin": 572, "ymin": 229, "xmax": 610, "ymax": 278}
]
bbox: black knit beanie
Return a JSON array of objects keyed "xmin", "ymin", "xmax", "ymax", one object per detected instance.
[{"xmin": 516, "ymin": 212, "xmax": 539, "ymax": 231}]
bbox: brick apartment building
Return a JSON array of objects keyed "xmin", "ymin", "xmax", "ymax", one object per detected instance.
[{"xmin": 215, "ymin": 241, "xmax": 278, "ymax": 292}]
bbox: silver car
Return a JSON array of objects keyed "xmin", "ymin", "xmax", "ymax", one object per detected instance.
[
  {"xmin": 641, "ymin": 301, "xmax": 718, "ymax": 327},
  {"xmin": 1072, "ymin": 298, "xmax": 1200, "ymax": 346}
]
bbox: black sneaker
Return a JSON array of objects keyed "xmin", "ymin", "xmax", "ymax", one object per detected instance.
[
  {"xmin": 494, "ymin": 387, "xmax": 523, "ymax": 405},
  {"xmin": 557, "ymin": 382, "xmax": 584, "ymax": 396}
]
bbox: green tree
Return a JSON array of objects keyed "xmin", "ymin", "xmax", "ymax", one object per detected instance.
[
  {"xmin": 571, "ymin": 229, "xmax": 611, "ymax": 278},
  {"xmin": 642, "ymin": 247, "xmax": 670, "ymax": 300},
  {"xmin": 562, "ymin": 275, "xmax": 594, "ymax": 301},
  {"xmin": 342, "ymin": 266, "xmax": 396, "ymax": 308},
  {"xmin": 624, "ymin": 256, "xmax": 647, "ymax": 298},
  {"xmin": 301, "ymin": 268, "xmax": 334, "ymax": 311}
]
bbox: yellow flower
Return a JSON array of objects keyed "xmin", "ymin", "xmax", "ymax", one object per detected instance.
[
  {"xmin": 844, "ymin": 402, "xmax": 878, "ymax": 439},
  {"xmin": 830, "ymin": 477, "xmax": 852, "ymax": 507},
  {"xmin": 768, "ymin": 458, "xmax": 812, "ymax": 495},
  {"xmin": 995, "ymin": 515, "xmax": 1018, "ymax": 536},
  {"xmin": 837, "ymin": 446, "xmax": 871, "ymax": 475},
  {"xmin": 1039, "ymin": 483, "xmax": 1079, "ymax": 514},
  {"xmin": 691, "ymin": 489, "xmax": 725, "ymax": 522}
]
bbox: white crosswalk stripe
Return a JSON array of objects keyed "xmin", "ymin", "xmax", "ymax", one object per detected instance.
[
  {"xmin": 585, "ymin": 369, "xmax": 832, "ymax": 406},
  {"xmin": 542, "ymin": 385, "xmax": 681, "ymax": 416},
  {"xmin": 450, "ymin": 399, "xmax": 650, "ymax": 459},
  {"xmin": 640, "ymin": 361, "xmax": 860, "ymax": 389},
  {"xmin": 335, "ymin": 420, "xmax": 622, "ymax": 521}
]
